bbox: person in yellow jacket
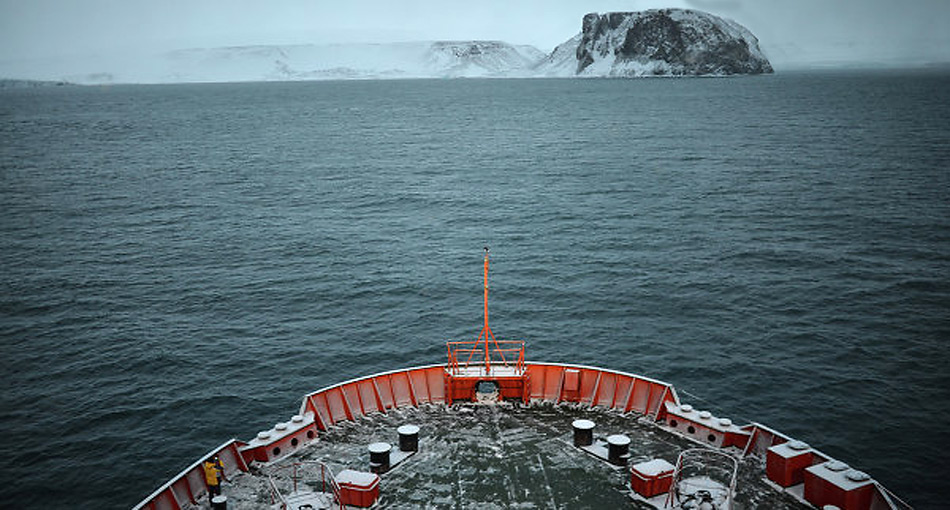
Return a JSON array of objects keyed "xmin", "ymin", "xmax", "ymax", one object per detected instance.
[{"xmin": 203, "ymin": 456, "xmax": 225, "ymax": 502}]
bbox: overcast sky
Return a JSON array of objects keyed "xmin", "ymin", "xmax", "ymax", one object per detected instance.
[{"xmin": 1, "ymin": 0, "xmax": 949, "ymax": 68}]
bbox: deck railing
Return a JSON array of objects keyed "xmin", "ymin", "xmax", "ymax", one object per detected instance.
[
  {"xmin": 446, "ymin": 339, "xmax": 525, "ymax": 375},
  {"xmin": 266, "ymin": 475, "xmax": 289, "ymax": 509},
  {"xmin": 267, "ymin": 461, "xmax": 346, "ymax": 510}
]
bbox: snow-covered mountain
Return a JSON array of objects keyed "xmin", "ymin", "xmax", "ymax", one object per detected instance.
[
  {"xmin": 425, "ymin": 41, "xmax": 544, "ymax": 77},
  {"xmin": 532, "ymin": 34, "xmax": 583, "ymax": 77},
  {"xmin": 566, "ymin": 9, "xmax": 773, "ymax": 77},
  {"xmin": 0, "ymin": 9, "xmax": 772, "ymax": 84},
  {"xmin": 0, "ymin": 41, "xmax": 547, "ymax": 84}
]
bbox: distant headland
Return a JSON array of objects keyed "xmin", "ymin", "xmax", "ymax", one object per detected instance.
[{"xmin": 0, "ymin": 9, "xmax": 772, "ymax": 84}]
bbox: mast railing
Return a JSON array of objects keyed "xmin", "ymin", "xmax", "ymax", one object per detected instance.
[
  {"xmin": 446, "ymin": 339, "xmax": 525, "ymax": 375},
  {"xmin": 445, "ymin": 247, "xmax": 526, "ymax": 376}
]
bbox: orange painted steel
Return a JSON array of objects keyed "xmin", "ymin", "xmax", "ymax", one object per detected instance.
[
  {"xmin": 524, "ymin": 363, "xmax": 678, "ymax": 416},
  {"xmin": 301, "ymin": 365, "xmax": 448, "ymax": 429},
  {"xmin": 446, "ymin": 340, "xmax": 525, "ymax": 375},
  {"xmin": 483, "ymin": 248, "xmax": 490, "ymax": 371},
  {"xmin": 298, "ymin": 363, "xmax": 680, "ymax": 432},
  {"xmin": 134, "ymin": 361, "xmax": 909, "ymax": 510},
  {"xmin": 445, "ymin": 248, "xmax": 526, "ymax": 376}
]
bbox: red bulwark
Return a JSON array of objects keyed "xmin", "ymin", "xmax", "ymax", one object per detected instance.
[
  {"xmin": 803, "ymin": 461, "xmax": 874, "ymax": 510},
  {"xmin": 766, "ymin": 440, "xmax": 814, "ymax": 487},
  {"xmin": 564, "ymin": 369, "xmax": 580, "ymax": 391},
  {"xmin": 630, "ymin": 458, "xmax": 676, "ymax": 498},
  {"xmin": 336, "ymin": 469, "xmax": 380, "ymax": 508},
  {"xmin": 444, "ymin": 371, "xmax": 528, "ymax": 403}
]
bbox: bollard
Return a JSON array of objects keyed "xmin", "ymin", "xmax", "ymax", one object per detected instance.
[
  {"xmin": 607, "ymin": 434, "xmax": 631, "ymax": 465},
  {"xmin": 572, "ymin": 419, "xmax": 595, "ymax": 447},
  {"xmin": 368, "ymin": 442, "xmax": 392, "ymax": 473},
  {"xmin": 211, "ymin": 495, "xmax": 227, "ymax": 510},
  {"xmin": 397, "ymin": 424, "xmax": 420, "ymax": 452}
]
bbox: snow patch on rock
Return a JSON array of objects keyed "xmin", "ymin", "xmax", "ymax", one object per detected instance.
[{"xmin": 572, "ymin": 9, "xmax": 773, "ymax": 77}]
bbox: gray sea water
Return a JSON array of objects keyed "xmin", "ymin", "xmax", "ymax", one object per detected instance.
[{"xmin": 1, "ymin": 72, "xmax": 949, "ymax": 509}]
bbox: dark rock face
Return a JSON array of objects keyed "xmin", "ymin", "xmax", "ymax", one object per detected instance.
[{"xmin": 576, "ymin": 9, "xmax": 772, "ymax": 76}]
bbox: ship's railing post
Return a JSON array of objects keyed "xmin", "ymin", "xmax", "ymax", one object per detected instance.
[
  {"xmin": 266, "ymin": 475, "xmax": 288, "ymax": 509},
  {"xmin": 293, "ymin": 462, "xmax": 298, "ymax": 493},
  {"xmin": 447, "ymin": 343, "xmax": 453, "ymax": 373}
]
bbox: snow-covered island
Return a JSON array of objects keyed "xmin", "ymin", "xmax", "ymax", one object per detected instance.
[
  {"xmin": 0, "ymin": 9, "xmax": 772, "ymax": 84},
  {"xmin": 575, "ymin": 9, "xmax": 773, "ymax": 76}
]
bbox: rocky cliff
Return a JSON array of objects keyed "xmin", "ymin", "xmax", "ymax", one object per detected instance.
[{"xmin": 573, "ymin": 9, "xmax": 772, "ymax": 76}]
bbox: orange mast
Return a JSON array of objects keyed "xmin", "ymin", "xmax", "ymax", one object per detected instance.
[
  {"xmin": 480, "ymin": 247, "xmax": 493, "ymax": 373},
  {"xmin": 445, "ymin": 248, "xmax": 524, "ymax": 377}
]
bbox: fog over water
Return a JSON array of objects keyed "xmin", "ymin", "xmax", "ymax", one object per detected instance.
[{"xmin": 1, "ymin": 0, "xmax": 949, "ymax": 70}]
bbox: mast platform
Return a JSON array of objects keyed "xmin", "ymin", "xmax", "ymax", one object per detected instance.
[{"xmin": 444, "ymin": 248, "xmax": 528, "ymax": 403}]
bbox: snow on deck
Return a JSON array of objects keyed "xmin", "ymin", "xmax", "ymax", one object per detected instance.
[{"xmin": 184, "ymin": 403, "xmax": 812, "ymax": 509}]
